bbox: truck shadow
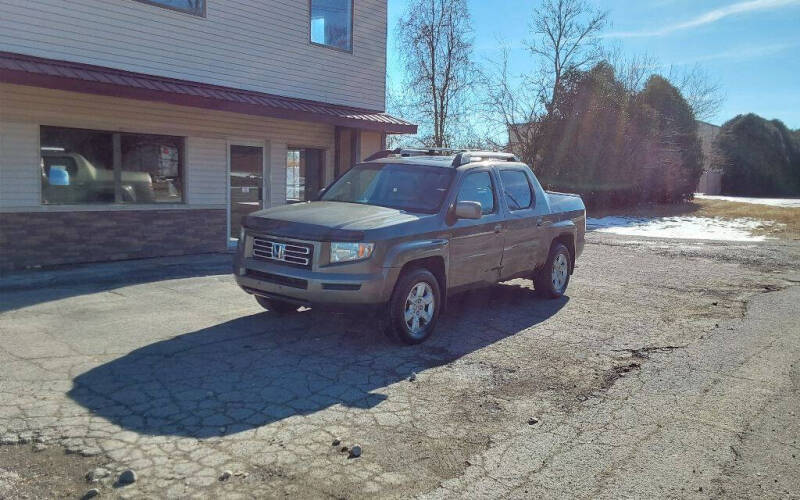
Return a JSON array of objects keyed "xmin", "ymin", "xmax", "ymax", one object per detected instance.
[{"xmin": 68, "ymin": 282, "xmax": 568, "ymax": 438}]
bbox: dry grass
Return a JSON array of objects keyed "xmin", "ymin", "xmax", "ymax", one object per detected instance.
[{"xmin": 589, "ymin": 198, "xmax": 800, "ymax": 240}]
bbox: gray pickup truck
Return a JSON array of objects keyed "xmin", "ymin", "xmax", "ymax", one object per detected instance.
[{"xmin": 234, "ymin": 150, "xmax": 585, "ymax": 344}]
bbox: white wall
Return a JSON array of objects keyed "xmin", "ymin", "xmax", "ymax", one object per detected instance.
[
  {"xmin": 0, "ymin": 0, "xmax": 387, "ymax": 111},
  {"xmin": 0, "ymin": 83, "xmax": 335, "ymax": 210},
  {"xmin": 0, "ymin": 122, "xmax": 39, "ymax": 208}
]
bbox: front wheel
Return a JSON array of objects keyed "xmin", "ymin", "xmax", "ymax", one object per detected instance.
[
  {"xmin": 255, "ymin": 295, "xmax": 299, "ymax": 314},
  {"xmin": 534, "ymin": 243, "xmax": 572, "ymax": 298},
  {"xmin": 387, "ymin": 268, "xmax": 441, "ymax": 345}
]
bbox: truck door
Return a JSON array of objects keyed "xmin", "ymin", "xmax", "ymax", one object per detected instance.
[
  {"xmin": 497, "ymin": 168, "xmax": 543, "ymax": 280},
  {"xmin": 448, "ymin": 170, "xmax": 505, "ymax": 289}
]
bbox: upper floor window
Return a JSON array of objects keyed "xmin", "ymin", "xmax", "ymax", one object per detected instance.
[
  {"xmin": 310, "ymin": 0, "xmax": 353, "ymax": 51},
  {"xmin": 133, "ymin": 0, "xmax": 205, "ymax": 17}
]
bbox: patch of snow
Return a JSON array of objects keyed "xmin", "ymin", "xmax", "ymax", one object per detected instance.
[
  {"xmin": 695, "ymin": 194, "xmax": 800, "ymax": 208},
  {"xmin": 587, "ymin": 216, "xmax": 774, "ymax": 242}
]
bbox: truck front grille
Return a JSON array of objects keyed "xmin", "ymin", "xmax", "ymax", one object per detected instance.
[{"xmin": 252, "ymin": 236, "xmax": 313, "ymax": 269}]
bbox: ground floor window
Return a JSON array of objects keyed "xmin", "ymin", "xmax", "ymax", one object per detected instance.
[
  {"xmin": 286, "ymin": 148, "xmax": 324, "ymax": 203},
  {"xmin": 40, "ymin": 126, "xmax": 184, "ymax": 205}
]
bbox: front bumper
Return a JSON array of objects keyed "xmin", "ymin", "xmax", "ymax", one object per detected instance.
[{"xmin": 233, "ymin": 256, "xmax": 399, "ymax": 307}]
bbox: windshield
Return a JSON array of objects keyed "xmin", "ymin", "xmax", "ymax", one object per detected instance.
[{"xmin": 321, "ymin": 163, "xmax": 455, "ymax": 213}]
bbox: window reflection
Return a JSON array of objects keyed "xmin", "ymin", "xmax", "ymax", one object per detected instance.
[
  {"xmin": 40, "ymin": 126, "xmax": 184, "ymax": 205},
  {"xmin": 310, "ymin": 0, "xmax": 353, "ymax": 51}
]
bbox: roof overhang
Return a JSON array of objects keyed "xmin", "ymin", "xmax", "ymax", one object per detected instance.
[{"xmin": 0, "ymin": 51, "xmax": 417, "ymax": 134}]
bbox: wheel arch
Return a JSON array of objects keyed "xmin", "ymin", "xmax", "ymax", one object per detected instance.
[
  {"xmin": 396, "ymin": 256, "xmax": 447, "ymax": 312},
  {"xmin": 552, "ymin": 232, "xmax": 576, "ymax": 273}
]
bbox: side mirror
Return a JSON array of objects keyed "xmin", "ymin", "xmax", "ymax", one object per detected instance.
[{"xmin": 454, "ymin": 201, "xmax": 482, "ymax": 220}]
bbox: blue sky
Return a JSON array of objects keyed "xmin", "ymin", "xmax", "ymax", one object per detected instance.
[{"xmin": 386, "ymin": 0, "xmax": 800, "ymax": 128}]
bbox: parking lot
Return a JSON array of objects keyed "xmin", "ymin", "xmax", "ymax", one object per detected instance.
[{"xmin": 1, "ymin": 232, "xmax": 799, "ymax": 499}]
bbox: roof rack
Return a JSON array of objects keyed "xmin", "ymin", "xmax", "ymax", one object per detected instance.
[
  {"xmin": 451, "ymin": 151, "xmax": 518, "ymax": 166},
  {"xmin": 363, "ymin": 148, "xmax": 465, "ymax": 161},
  {"xmin": 363, "ymin": 148, "xmax": 519, "ymax": 166}
]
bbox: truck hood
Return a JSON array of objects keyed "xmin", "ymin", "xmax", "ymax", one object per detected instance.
[{"xmin": 243, "ymin": 201, "xmax": 424, "ymax": 241}]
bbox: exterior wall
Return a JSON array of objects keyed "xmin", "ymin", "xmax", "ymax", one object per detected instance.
[
  {"xmin": 0, "ymin": 122, "xmax": 40, "ymax": 207},
  {"xmin": 0, "ymin": 210, "xmax": 226, "ymax": 271},
  {"xmin": 697, "ymin": 121, "xmax": 721, "ymax": 171},
  {"xmin": 0, "ymin": 83, "xmax": 335, "ymax": 209},
  {"xmin": 695, "ymin": 121, "xmax": 722, "ymax": 194},
  {"xmin": 0, "ymin": 0, "xmax": 387, "ymax": 111},
  {"xmin": 0, "ymin": 82, "xmax": 336, "ymax": 270},
  {"xmin": 360, "ymin": 130, "xmax": 383, "ymax": 160},
  {"xmin": 697, "ymin": 170, "xmax": 722, "ymax": 195}
]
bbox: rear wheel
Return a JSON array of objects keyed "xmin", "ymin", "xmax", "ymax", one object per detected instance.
[
  {"xmin": 255, "ymin": 295, "xmax": 299, "ymax": 314},
  {"xmin": 534, "ymin": 243, "xmax": 572, "ymax": 298},
  {"xmin": 387, "ymin": 268, "xmax": 441, "ymax": 344}
]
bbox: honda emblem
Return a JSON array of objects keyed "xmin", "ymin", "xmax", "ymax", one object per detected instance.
[{"xmin": 272, "ymin": 242, "xmax": 286, "ymax": 260}]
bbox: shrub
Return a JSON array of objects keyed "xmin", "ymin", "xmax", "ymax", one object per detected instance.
[
  {"xmin": 713, "ymin": 114, "xmax": 800, "ymax": 196},
  {"xmin": 536, "ymin": 64, "xmax": 703, "ymax": 208}
]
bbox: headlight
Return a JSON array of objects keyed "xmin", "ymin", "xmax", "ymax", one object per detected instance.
[
  {"xmin": 239, "ymin": 226, "xmax": 246, "ymax": 245},
  {"xmin": 330, "ymin": 242, "xmax": 375, "ymax": 264}
]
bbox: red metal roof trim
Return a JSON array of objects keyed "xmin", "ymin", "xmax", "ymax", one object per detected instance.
[{"xmin": 0, "ymin": 51, "xmax": 417, "ymax": 134}]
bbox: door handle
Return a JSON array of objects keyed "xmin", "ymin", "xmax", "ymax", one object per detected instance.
[
  {"xmin": 494, "ymin": 224, "xmax": 503, "ymax": 234},
  {"xmin": 537, "ymin": 217, "xmax": 544, "ymax": 227}
]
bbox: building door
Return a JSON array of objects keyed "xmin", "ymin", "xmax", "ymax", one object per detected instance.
[
  {"xmin": 228, "ymin": 144, "xmax": 265, "ymax": 245},
  {"xmin": 286, "ymin": 148, "xmax": 324, "ymax": 203}
]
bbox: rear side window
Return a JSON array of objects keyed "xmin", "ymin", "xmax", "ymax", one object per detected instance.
[
  {"xmin": 500, "ymin": 170, "xmax": 533, "ymax": 210},
  {"xmin": 457, "ymin": 171, "xmax": 496, "ymax": 215}
]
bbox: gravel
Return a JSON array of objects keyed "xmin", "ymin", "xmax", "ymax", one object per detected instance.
[{"xmin": 117, "ymin": 469, "xmax": 136, "ymax": 486}]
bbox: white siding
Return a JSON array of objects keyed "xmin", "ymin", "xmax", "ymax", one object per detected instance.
[
  {"xmin": 0, "ymin": 122, "xmax": 39, "ymax": 208},
  {"xmin": 0, "ymin": 83, "xmax": 335, "ymax": 210},
  {"xmin": 0, "ymin": 0, "xmax": 387, "ymax": 111},
  {"xmin": 186, "ymin": 137, "xmax": 226, "ymax": 205},
  {"xmin": 270, "ymin": 142, "xmax": 288, "ymax": 208}
]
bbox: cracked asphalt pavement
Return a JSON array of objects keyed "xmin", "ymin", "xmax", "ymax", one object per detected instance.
[{"xmin": 1, "ymin": 232, "xmax": 799, "ymax": 498}]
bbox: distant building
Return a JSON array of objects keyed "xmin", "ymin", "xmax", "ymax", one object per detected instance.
[{"xmin": 696, "ymin": 121, "xmax": 722, "ymax": 195}]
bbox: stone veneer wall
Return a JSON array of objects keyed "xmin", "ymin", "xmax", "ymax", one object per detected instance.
[{"xmin": 0, "ymin": 209, "xmax": 227, "ymax": 272}]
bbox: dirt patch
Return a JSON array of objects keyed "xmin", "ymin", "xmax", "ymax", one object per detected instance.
[{"xmin": 0, "ymin": 444, "xmax": 107, "ymax": 499}]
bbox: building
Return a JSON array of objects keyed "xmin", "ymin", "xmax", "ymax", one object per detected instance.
[
  {"xmin": 0, "ymin": 0, "xmax": 415, "ymax": 271},
  {"xmin": 695, "ymin": 121, "xmax": 722, "ymax": 194}
]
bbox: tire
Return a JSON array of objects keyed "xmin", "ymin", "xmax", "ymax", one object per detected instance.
[
  {"xmin": 534, "ymin": 243, "xmax": 572, "ymax": 298},
  {"xmin": 387, "ymin": 268, "xmax": 442, "ymax": 345},
  {"xmin": 255, "ymin": 295, "xmax": 299, "ymax": 314}
]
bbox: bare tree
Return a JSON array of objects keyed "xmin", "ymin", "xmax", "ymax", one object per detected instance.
[
  {"xmin": 397, "ymin": 0, "xmax": 475, "ymax": 147},
  {"xmin": 667, "ymin": 64, "xmax": 726, "ymax": 121},
  {"xmin": 603, "ymin": 44, "xmax": 660, "ymax": 94},
  {"xmin": 479, "ymin": 45, "xmax": 548, "ymax": 168},
  {"xmin": 526, "ymin": 0, "xmax": 608, "ymax": 114},
  {"xmin": 605, "ymin": 43, "xmax": 725, "ymax": 120}
]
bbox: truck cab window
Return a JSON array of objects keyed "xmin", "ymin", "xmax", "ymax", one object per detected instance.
[
  {"xmin": 457, "ymin": 171, "xmax": 496, "ymax": 215},
  {"xmin": 500, "ymin": 170, "xmax": 533, "ymax": 210}
]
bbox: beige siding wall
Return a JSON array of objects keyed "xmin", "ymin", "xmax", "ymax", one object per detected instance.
[
  {"xmin": 360, "ymin": 130, "xmax": 383, "ymax": 160},
  {"xmin": 186, "ymin": 136, "xmax": 227, "ymax": 205},
  {"xmin": 0, "ymin": 121, "xmax": 40, "ymax": 207},
  {"xmin": 0, "ymin": 0, "xmax": 387, "ymax": 111},
  {"xmin": 0, "ymin": 83, "xmax": 335, "ymax": 210}
]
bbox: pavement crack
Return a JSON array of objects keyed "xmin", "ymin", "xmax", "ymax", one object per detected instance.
[{"xmin": 611, "ymin": 345, "xmax": 688, "ymax": 359}]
